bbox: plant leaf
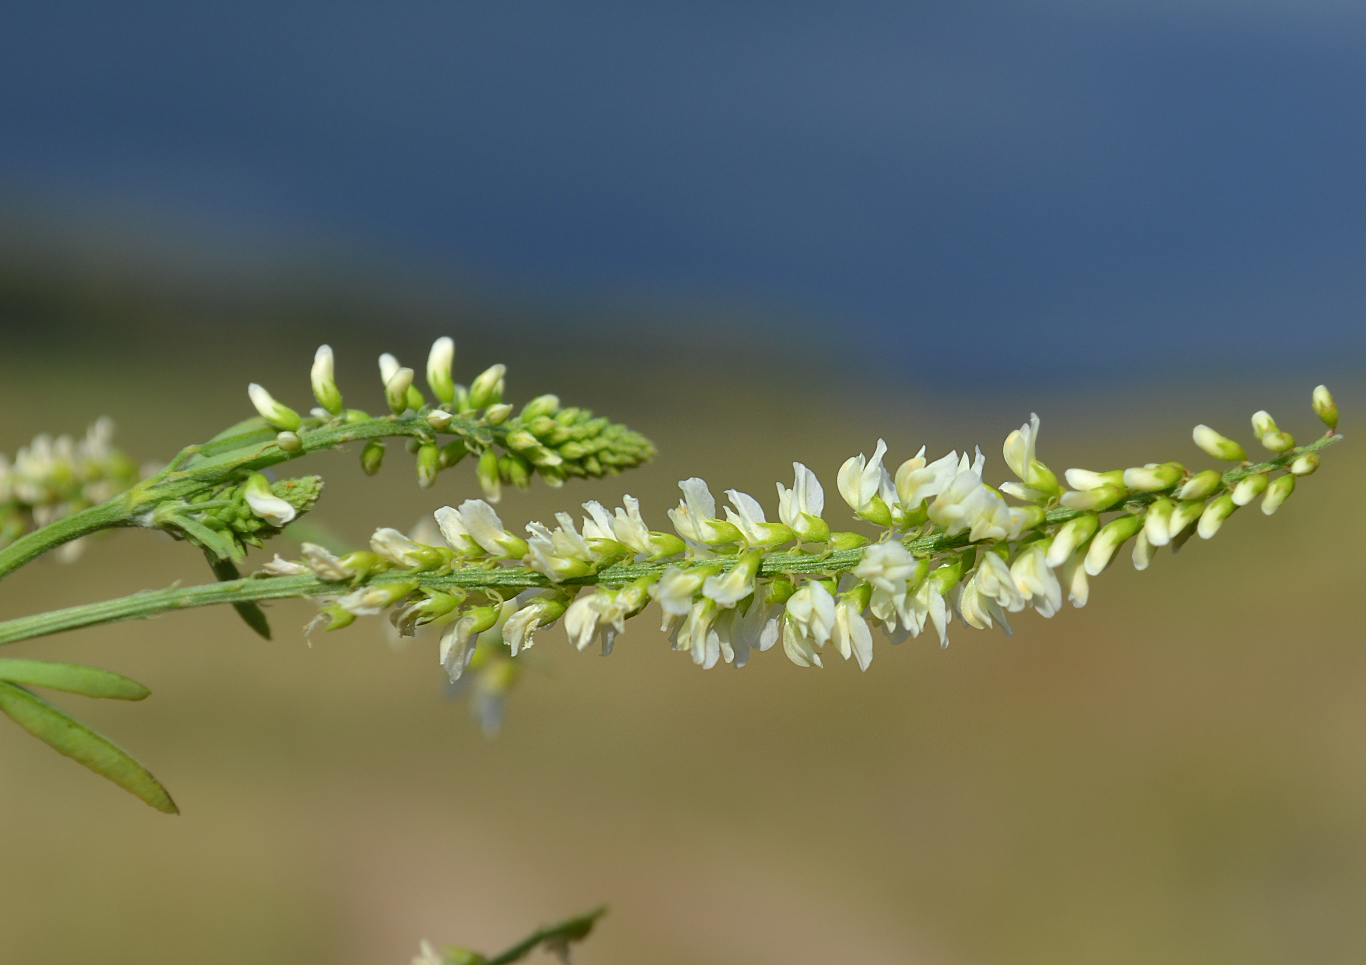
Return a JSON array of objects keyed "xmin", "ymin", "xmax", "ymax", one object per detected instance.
[
  {"xmin": 0, "ymin": 659, "xmax": 150, "ymax": 700},
  {"xmin": 206, "ymin": 554, "xmax": 272, "ymax": 639},
  {"xmin": 0, "ymin": 681, "xmax": 177, "ymax": 814}
]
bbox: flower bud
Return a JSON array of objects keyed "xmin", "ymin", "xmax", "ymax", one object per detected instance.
[
  {"xmin": 426, "ymin": 409, "xmax": 454, "ymax": 431},
  {"xmin": 1261, "ymin": 474, "xmax": 1295, "ymax": 515},
  {"xmin": 439, "ymin": 440, "xmax": 468, "ymax": 468},
  {"xmin": 1121, "ymin": 463, "xmax": 1183, "ymax": 492},
  {"xmin": 247, "ymin": 383, "xmax": 303, "ymax": 431},
  {"xmin": 275, "ymin": 430, "xmax": 302, "ymax": 453},
  {"xmin": 1259, "ymin": 430, "xmax": 1295, "ymax": 453},
  {"xmin": 384, "ymin": 366, "xmax": 415, "ymax": 415},
  {"xmin": 1197, "ymin": 493, "xmax": 1237, "ymax": 539},
  {"xmin": 426, "ymin": 337, "xmax": 456, "ymax": 405},
  {"xmin": 416, "ymin": 443, "xmax": 440, "ymax": 489},
  {"xmin": 360, "ymin": 440, "xmax": 385, "ymax": 476},
  {"xmin": 1251, "ymin": 410, "xmax": 1279, "ymax": 438},
  {"xmin": 1059, "ymin": 484, "xmax": 1126, "ymax": 512},
  {"xmin": 337, "ymin": 579, "xmax": 419, "ymax": 616},
  {"xmin": 476, "ymin": 448, "xmax": 502, "ymax": 502},
  {"xmin": 468, "ymin": 363, "xmax": 506, "ymax": 410},
  {"xmin": 1312, "ymin": 384, "xmax": 1338, "ymax": 430},
  {"xmin": 1045, "ymin": 513, "xmax": 1100, "ymax": 568},
  {"xmin": 310, "ymin": 345, "xmax": 344, "ymax": 415},
  {"xmin": 1143, "ymin": 497, "xmax": 1174, "ymax": 547},
  {"xmin": 484, "ymin": 402, "xmax": 513, "ymax": 426},
  {"xmin": 520, "ymin": 394, "xmax": 560, "ymax": 421},
  {"xmin": 1131, "ymin": 530, "xmax": 1156, "ymax": 571},
  {"xmin": 1064, "ymin": 468, "xmax": 1125, "ymax": 491},
  {"xmin": 1176, "ymin": 469, "xmax": 1223, "ymax": 501},
  {"xmin": 1084, "ymin": 514, "xmax": 1143, "ymax": 576},
  {"xmin": 1230, "ymin": 472, "xmax": 1268, "ymax": 506},
  {"xmin": 1289, "ymin": 452, "xmax": 1319, "ymax": 476},
  {"xmin": 1166, "ymin": 499, "xmax": 1206, "ymax": 542},
  {"xmin": 1192, "ymin": 425, "xmax": 1246, "ymax": 462}
]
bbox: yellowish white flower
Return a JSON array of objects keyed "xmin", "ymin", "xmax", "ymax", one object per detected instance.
[
  {"xmin": 702, "ymin": 550, "xmax": 762, "ymax": 606},
  {"xmin": 310, "ymin": 344, "xmax": 343, "ymax": 415},
  {"xmin": 668, "ymin": 478, "xmax": 742, "ymax": 546},
  {"xmin": 895, "ymin": 448, "xmax": 960, "ymax": 511},
  {"xmin": 782, "ymin": 581, "xmax": 837, "ymax": 668},
  {"xmin": 242, "ymin": 473, "xmax": 297, "ymax": 527},
  {"xmin": 838, "ymin": 440, "xmax": 896, "ymax": 525},
  {"xmin": 723, "ymin": 489, "xmax": 795, "ymax": 548},
  {"xmin": 852, "ymin": 540, "xmax": 918, "ymax": 595},
  {"xmin": 1010, "ymin": 541, "xmax": 1062, "ymax": 618},
  {"xmin": 775, "ymin": 462, "xmax": 829, "ymax": 542}
]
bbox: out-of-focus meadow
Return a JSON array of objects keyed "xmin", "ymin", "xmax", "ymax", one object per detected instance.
[{"xmin": 0, "ymin": 265, "xmax": 1362, "ymax": 965}]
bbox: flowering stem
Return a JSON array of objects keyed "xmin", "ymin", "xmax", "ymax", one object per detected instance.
[
  {"xmin": 481, "ymin": 906, "xmax": 605, "ymax": 965},
  {"xmin": 0, "ymin": 433, "xmax": 1340, "ymax": 647}
]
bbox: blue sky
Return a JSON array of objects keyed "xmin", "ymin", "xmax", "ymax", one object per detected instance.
[{"xmin": 3, "ymin": 2, "xmax": 1365, "ymax": 383}]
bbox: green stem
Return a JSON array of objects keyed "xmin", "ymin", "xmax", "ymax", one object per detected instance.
[
  {"xmin": 482, "ymin": 907, "xmax": 606, "ymax": 965},
  {"xmin": 0, "ymin": 497, "xmax": 135, "ymax": 581}
]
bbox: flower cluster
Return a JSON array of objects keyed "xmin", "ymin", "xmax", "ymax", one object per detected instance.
[
  {"xmin": 153, "ymin": 473, "xmax": 324, "ymax": 564},
  {"xmin": 0, "ymin": 419, "xmax": 139, "ymax": 560},
  {"xmin": 271, "ymin": 386, "xmax": 1339, "ymax": 719},
  {"xmin": 245, "ymin": 338, "xmax": 654, "ymax": 501}
]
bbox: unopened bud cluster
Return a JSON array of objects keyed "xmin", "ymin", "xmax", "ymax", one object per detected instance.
[
  {"xmin": 247, "ymin": 339, "xmax": 653, "ymax": 501},
  {"xmin": 152, "ymin": 474, "xmax": 323, "ymax": 563},
  {"xmin": 0, "ymin": 419, "xmax": 139, "ymax": 560},
  {"xmin": 270, "ymin": 388, "xmax": 1339, "ymax": 711}
]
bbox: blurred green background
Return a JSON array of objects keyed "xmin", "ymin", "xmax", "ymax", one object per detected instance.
[{"xmin": 0, "ymin": 286, "xmax": 1361, "ymax": 964}]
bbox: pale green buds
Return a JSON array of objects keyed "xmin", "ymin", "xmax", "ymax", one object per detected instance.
[
  {"xmin": 1167, "ymin": 499, "xmax": 1206, "ymax": 542},
  {"xmin": 416, "ymin": 444, "xmax": 440, "ymax": 489},
  {"xmin": 484, "ymin": 402, "xmax": 513, "ymax": 426},
  {"xmin": 310, "ymin": 345, "xmax": 344, "ymax": 415},
  {"xmin": 1251, "ymin": 410, "xmax": 1278, "ymax": 438},
  {"xmin": 426, "ymin": 409, "xmax": 454, "ymax": 431},
  {"xmin": 1084, "ymin": 514, "xmax": 1143, "ymax": 576},
  {"xmin": 1259, "ymin": 430, "xmax": 1295, "ymax": 453},
  {"xmin": 1059, "ymin": 484, "xmax": 1125, "ymax": 512},
  {"xmin": 1121, "ymin": 463, "xmax": 1183, "ymax": 492},
  {"xmin": 426, "ymin": 337, "xmax": 456, "ymax": 405},
  {"xmin": 242, "ymin": 472, "xmax": 297, "ymax": 527},
  {"xmin": 476, "ymin": 448, "xmax": 502, "ymax": 502},
  {"xmin": 1230, "ymin": 472, "xmax": 1268, "ymax": 506},
  {"xmin": 338, "ymin": 580, "xmax": 419, "ymax": 616},
  {"xmin": 1143, "ymin": 497, "xmax": 1174, "ymax": 547},
  {"xmin": 1313, "ymin": 385, "xmax": 1338, "ymax": 430},
  {"xmin": 1197, "ymin": 493, "xmax": 1237, "ymax": 539},
  {"xmin": 1045, "ymin": 513, "xmax": 1099, "ymax": 567},
  {"xmin": 1290, "ymin": 452, "xmax": 1320, "ymax": 476},
  {"xmin": 1176, "ymin": 469, "xmax": 1223, "ymax": 501},
  {"xmin": 1192, "ymin": 425, "xmax": 1246, "ymax": 462},
  {"xmin": 275, "ymin": 431, "xmax": 302, "ymax": 453},
  {"xmin": 468, "ymin": 363, "xmax": 506, "ymax": 410},
  {"xmin": 384, "ymin": 366, "xmax": 415, "ymax": 415},
  {"xmin": 521, "ymin": 394, "xmax": 560, "ymax": 421},
  {"xmin": 360, "ymin": 441, "xmax": 384, "ymax": 476},
  {"xmin": 1261, "ymin": 474, "xmax": 1295, "ymax": 515},
  {"xmin": 247, "ymin": 383, "xmax": 302, "ymax": 431}
]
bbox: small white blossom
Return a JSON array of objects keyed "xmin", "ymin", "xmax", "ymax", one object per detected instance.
[
  {"xmin": 242, "ymin": 473, "xmax": 296, "ymax": 527},
  {"xmin": 455, "ymin": 499, "xmax": 528, "ymax": 558},
  {"xmin": 370, "ymin": 527, "xmax": 429, "ymax": 568},
  {"xmin": 776, "ymin": 462, "xmax": 828, "ymax": 541},
  {"xmin": 1010, "ymin": 542, "xmax": 1062, "ymax": 618},
  {"xmin": 258, "ymin": 555, "xmax": 309, "ymax": 577},
  {"xmin": 701, "ymin": 550, "xmax": 761, "ymax": 607},
  {"xmin": 668, "ymin": 478, "xmax": 741, "ymax": 545},
  {"xmin": 838, "ymin": 439, "xmax": 896, "ymax": 522},
  {"xmin": 853, "ymin": 541, "xmax": 918, "ymax": 595},
  {"xmin": 781, "ymin": 581, "xmax": 837, "ymax": 668},
  {"xmin": 832, "ymin": 594, "xmax": 874, "ymax": 671}
]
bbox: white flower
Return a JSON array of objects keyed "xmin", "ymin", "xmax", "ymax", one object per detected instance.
[
  {"xmin": 832, "ymin": 594, "xmax": 874, "ymax": 671},
  {"xmin": 242, "ymin": 473, "xmax": 296, "ymax": 527},
  {"xmin": 579, "ymin": 500, "xmax": 617, "ymax": 541},
  {"xmin": 525, "ymin": 513, "xmax": 594, "ymax": 580},
  {"xmin": 701, "ymin": 550, "xmax": 761, "ymax": 607},
  {"xmin": 1059, "ymin": 550, "xmax": 1090, "ymax": 608},
  {"xmin": 1003, "ymin": 414, "xmax": 1040, "ymax": 482},
  {"xmin": 781, "ymin": 581, "xmax": 837, "ymax": 668},
  {"xmin": 370, "ymin": 527, "xmax": 429, "ymax": 568},
  {"xmin": 852, "ymin": 541, "xmax": 917, "ymax": 595},
  {"xmin": 654, "ymin": 565, "xmax": 713, "ymax": 617},
  {"xmin": 973, "ymin": 551, "xmax": 1026, "ymax": 613},
  {"xmin": 247, "ymin": 383, "xmax": 302, "ymax": 431},
  {"xmin": 378, "ymin": 352, "xmax": 401, "ymax": 386},
  {"xmin": 837, "ymin": 440, "xmax": 895, "ymax": 522},
  {"xmin": 310, "ymin": 344, "xmax": 343, "ymax": 414},
  {"xmin": 503, "ymin": 596, "xmax": 561, "ymax": 656},
  {"xmin": 668, "ymin": 478, "xmax": 742, "ymax": 545},
  {"xmin": 671, "ymin": 597, "xmax": 723, "ymax": 669},
  {"xmin": 455, "ymin": 499, "xmax": 528, "ymax": 558},
  {"xmin": 426, "ymin": 336, "xmax": 456, "ymax": 405},
  {"xmin": 895, "ymin": 448, "xmax": 959, "ymax": 511},
  {"xmin": 611, "ymin": 494, "xmax": 654, "ymax": 554},
  {"xmin": 1010, "ymin": 542, "xmax": 1061, "ymax": 618},
  {"xmin": 564, "ymin": 590, "xmax": 631, "ymax": 655},
  {"xmin": 776, "ymin": 462, "xmax": 828, "ymax": 541},
  {"xmin": 906, "ymin": 574, "xmax": 952, "ymax": 646},
  {"xmin": 433, "ymin": 505, "xmax": 481, "ymax": 556},
  {"xmin": 301, "ymin": 542, "xmax": 349, "ymax": 581},
  {"xmin": 955, "ymin": 575, "xmax": 1013, "ymax": 635},
  {"xmin": 723, "ymin": 489, "xmax": 794, "ymax": 547},
  {"xmin": 257, "ymin": 555, "xmax": 309, "ymax": 577}
]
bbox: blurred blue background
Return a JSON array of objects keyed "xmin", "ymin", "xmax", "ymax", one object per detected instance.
[{"xmin": 3, "ymin": 1, "xmax": 1364, "ymax": 386}]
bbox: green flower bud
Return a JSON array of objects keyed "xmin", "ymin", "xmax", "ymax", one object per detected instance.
[
  {"xmin": 1313, "ymin": 384, "xmax": 1338, "ymax": 430},
  {"xmin": 1045, "ymin": 513, "xmax": 1099, "ymax": 567},
  {"xmin": 520, "ymin": 394, "xmax": 560, "ymax": 421},
  {"xmin": 439, "ymin": 440, "xmax": 468, "ymax": 468},
  {"xmin": 829, "ymin": 531, "xmax": 871, "ymax": 552},
  {"xmin": 476, "ymin": 448, "xmax": 502, "ymax": 502},
  {"xmin": 1250, "ymin": 410, "xmax": 1279, "ymax": 438},
  {"xmin": 426, "ymin": 336, "xmax": 456, "ymax": 405},
  {"xmin": 1259, "ymin": 430, "xmax": 1295, "ymax": 453},
  {"xmin": 426, "ymin": 409, "xmax": 454, "ymax": 431},
  {"xmin": 1197, "ymin": 493, "xmax": 1237, "ymax": 539},
  {"xmin": 1084, "ymin": 514, "xmax": 1143, "ymax": 576},
  {"xmin": 468, "ymin": 363, "xmax": 506, "ymax": 410},
  {"xmin": 1230, "ymin": 472, "xmax": 1268, "ymax": 506},
  {"xmin": 384, "ymin": 366, "xmax": 415, "ymax": 415},
  {"xmin": 247, "ymin": 383, "xmax": 302, "ymax": 431},
  {"xmin": 1059, "ymin": 484, "xmax": 1126, "ymax": 512},
  {"xmin": 1192, "ymin": 425, "xmax": 1246, "ymax": 462},
  {"xmin": 1261, "ymin": 474, "xmax": 1295, "ymax": 515},
  {"xmin": 310, "ymin": 344, "xmax": 344, "ymax": 415},
  {"xmin": 360, "ymin": 441, "xmax": 385, "ymax": 476},
  {"xmin": 1290, "ymin": 452, "xmax": 1320, "ymax": 476},
  {"xmin": 484, "ymin": 403, "xmax": 513, "ymax": 426},
  {"xmin": 1121, "ymin": 463, "xmax": 1183, "ymax": 492},
  {"xmin": 1176, "ymin": 469, "xmax": 1223, "ymax": 501},
  {"xmin": 275, "ymin": 430, "xmax": 302, "ymax": 453},
  {"xmin": 416, "ymin": 443, "xmax": 440, "ymax": 489},
  {"xmin": 1166, "ymin": 499, "xmax": 1206, "ymax": 542}
]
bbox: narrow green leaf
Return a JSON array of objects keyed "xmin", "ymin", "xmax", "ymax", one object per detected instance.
[
  {"xmin": 206, "ymin": 554, "xmax": 272, "ymax": 639},
  {"xmin": 0, "ymin": 681, "xmax": 178, "ymax": 814},
  {"xmin": 0, "ymin": 659, "xmax": 150, "ymax": 700}
]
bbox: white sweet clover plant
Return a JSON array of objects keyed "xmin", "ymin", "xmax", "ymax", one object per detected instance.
[{"xmin": 0, "ymin": 336, "xmax": 1342, "ymax": 963}]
